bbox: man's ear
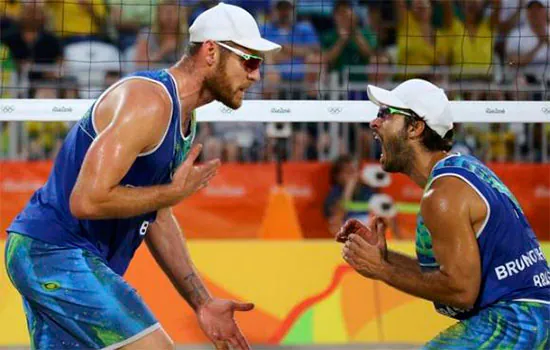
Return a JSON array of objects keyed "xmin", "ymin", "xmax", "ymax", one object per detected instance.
[
  {"xmin": 408, "ymin": 119, "xmax": 426, "ymax": 139},
  {"xmin": 202, "ymin": 40, "xmax": 217, "ymax": 66}
]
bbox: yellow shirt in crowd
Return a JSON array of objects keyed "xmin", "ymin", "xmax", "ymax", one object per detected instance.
[
  {"xmin": 47, "ymin": 0, "xmax": 107, "ymax": 37},
  {"xmin": 397, "ymin": 11, "xmax": 453, "ymax": 67},
  {"xmin": 448, "ymin": 17, "xmax": 494, "ymax": 78},
  {"xmin": 0, "ymin": 0, "xmax": 21, "ymax": 18}
]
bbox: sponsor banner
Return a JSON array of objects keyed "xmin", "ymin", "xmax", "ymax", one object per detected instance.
[
  {"xmin": 0, "ymin": 161, "xmax": 549, "ymax": 240},
  {"xmin": 2, "ymin": 99, "xmax": 550, "ymax": 122}
]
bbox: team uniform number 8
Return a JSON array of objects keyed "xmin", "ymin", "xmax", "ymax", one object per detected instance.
[{"xmin": 139, "ymin": 221, "xmax": 150, "ymax": 236}]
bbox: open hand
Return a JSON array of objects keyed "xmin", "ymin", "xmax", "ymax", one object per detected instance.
[
  {"xmin": 171, "ymin": 144, "xmax": 220, "ymax": 200},
  {"xmin": 197, "ymin": 298, "xmax": 254, "ymax": 350}
]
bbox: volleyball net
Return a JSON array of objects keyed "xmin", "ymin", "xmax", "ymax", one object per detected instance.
[{"xmin": 1, "ymin": 0, "xmax": 549, "ymax": 162}]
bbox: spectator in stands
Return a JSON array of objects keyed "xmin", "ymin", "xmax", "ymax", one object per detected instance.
[
  {"xmin": 448, "ymin": 0, "xmax": 501, "ymax": 89},
  {"xmin": 321, "ymin": 0, "xmax": 378, "ymax": 87},
  {"xmin": 200, "ymin": 122, "xmax": 266, "ymax": 162},
  {"xmin": 481, "ymin": 123, "xmax": 515, "ymax": 162},
  {"xmin": 324, "ymin": 155, "xmax": 401, "ymax": 238},
  {"xmin": 47, "ymin": 0, "xmax": 120, "ymax": 98},
  {"xmin": 59, "ymin": 76, "xmax": 80, "ymax": 99},
  {"xmin": 0, "ymin": 0, "xmax": 22, "ymax": 47},
  {"xmin": 394, "ymin": 0, "xmax": 454, "ymax": 75},
  {"xmin": 24, "ymin": 83, "xmax": 69, "ymax": 160},
  {"xmin": 499, "ymin": 0, "xmax": 528, "ymax": 35},
  {"xmin": 134, "ymin": 0, "xmax": 188, "ymax": 69},
  {"xmin": 262, "ymin": 0, "xmax": 322, "ymax": 161},
  {"xmin": 506, "ymin": 0, "xmax": 549, "ymax": 91},
  {"xmin": 262, "ymin": 0, "xmax": 321, "ymax": 97},
  {"xmin": 503, "ymin": 0, "xmax": 549, "ymax": 161},
  {"xmin": 2, "ymin": 1, "xmax": 63, "ymax": 82},
  {"xmin": 47, "ymin": 0, "xmax": 115, "ymax": 45},
  {"xmin": 0, "ymin": 0, "xmax": 21, "ymax": 20},
  {"xmin": 0, "ymin": 43, "xmax": 16, "ymax": 97},
  {"xmin": 107, "ymin": 0, "xmax": 158, "ymax": 54},
  {"xmin": 361, "ymin": 0, "xmax": 396, "ymax": 48},
  {"xmin": 495, "ymin": 0, "xmax": 526, "ymax": 71},
  {"xmin": 450, "ymin": 123, "xmax": 476, "ymax": 156}
]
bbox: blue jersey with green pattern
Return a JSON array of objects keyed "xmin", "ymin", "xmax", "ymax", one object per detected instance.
[
  {"xmin": 8, "ymin": 69, "xmax": 196, "ymax": 276},
  {"xmin": 416, "ymin": 154, "xmax": 550, "ymax": 319}
]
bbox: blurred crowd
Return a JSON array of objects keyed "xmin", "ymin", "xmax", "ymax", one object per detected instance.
[{"xmin": 1, "ymin": 0, "xmax": 550, "ymax": 162}]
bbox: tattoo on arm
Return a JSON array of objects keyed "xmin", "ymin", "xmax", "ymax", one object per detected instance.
[{"xmin": 182, "ymin": 272, "xmax": 210, "ymax": 311}]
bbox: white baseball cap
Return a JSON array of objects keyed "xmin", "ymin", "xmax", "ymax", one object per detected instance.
[
  {"xmin": 367, "ymin": 79, "xmax": 453, "ymax": 138},
  {"xmin": 189, "ymin": 2, "xmax": 281, "ymax": 52}
]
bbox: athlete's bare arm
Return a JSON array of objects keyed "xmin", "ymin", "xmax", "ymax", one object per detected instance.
[
  {"xmin": 70, "ymin": 80, "xmax": 220, "ymax": 219},
  {"xmin": 146, "ymin": 208, "xmax": 253, "ymax": 350},
  {"xmin": 146, "ymin": 207, "xmax": 211, "ymax": 309},
  {"xmin": 342, "ymin": 177, "xmax": 484, "ymax": 309},
  {"xmin": 382, "ymin": 177, "xmax": 484, "ymax": 308}
]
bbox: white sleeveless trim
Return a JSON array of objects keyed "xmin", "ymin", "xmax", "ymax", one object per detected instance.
[
  {"xmin": 90, "ymin": 76, "xmax": 174, "ymax": 157},
  {"xmin": 429, "ymin": 173, "xmax": 491, "ymax": 238}
]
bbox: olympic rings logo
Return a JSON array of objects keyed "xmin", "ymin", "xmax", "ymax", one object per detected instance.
[
  {"xmin": 327, "ymin": 107, "xmax": 342, "ymax": 115},
  {"xmin": 0, "ymin": 105, "xmax": 15, "ymax": 113},
  {"xmin": 541, "ymin": 107, "xmax": 550, "ymax": 114},
  {"xmin": 219, "ymin": 106, "xmax": 234, "ymax": 114}
]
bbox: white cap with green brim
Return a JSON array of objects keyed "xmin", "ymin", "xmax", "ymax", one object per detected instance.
[{"xmin": 367, "ymin": 79, "xmax": 454, "ymax": 138}]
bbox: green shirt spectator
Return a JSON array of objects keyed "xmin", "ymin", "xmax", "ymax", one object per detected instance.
[
  {"xmin": 320, "ymin": 0, "xmax": 377, "ymax": 82},
  {"xmin": 321, "ymin": 27, "xmax": 377, "ymax": 82}
]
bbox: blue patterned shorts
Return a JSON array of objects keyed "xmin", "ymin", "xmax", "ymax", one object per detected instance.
[
  {"xmin": 424, "ymin": 300, "xmax": 549, "ymax": 349},
  {"xmin": 4, "ymin": 232, "xmax": 159, "ymax": 349}
]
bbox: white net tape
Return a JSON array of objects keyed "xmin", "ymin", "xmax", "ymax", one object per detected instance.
[{"xmin": 2, "ymin": 99, "xmax": 549, "ymax": 123}]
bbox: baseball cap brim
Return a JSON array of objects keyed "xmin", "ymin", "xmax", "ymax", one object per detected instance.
[
  {"xmin": 233, "ymin": 37, "xmax": 281, "ymax": 53},
  {"xmin": 367, "ymin": 85, "xmax": 409, "ymax": 109}
]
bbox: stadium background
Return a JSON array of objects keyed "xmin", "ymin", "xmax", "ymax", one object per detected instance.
[{"xmin": 1, "ymin": 0, "xmax": 549, "ymax": 348}]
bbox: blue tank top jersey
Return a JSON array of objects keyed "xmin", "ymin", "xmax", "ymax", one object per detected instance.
[
  {"xmin": 7, "ymin": 70, "xmax": 197, "ymax": 276},
  {"xmin": 416, "ymin": 154, "xmax": 550, "ymax": 319}
]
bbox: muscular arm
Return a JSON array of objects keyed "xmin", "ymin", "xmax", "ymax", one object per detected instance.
[
  {"xmin": 146, "ymin": 208, "xmax": 211, "ymax": 311},
  {"xmin": 378, "ymin": 177, "xmax": 483, "ymax": 309},
  {"xmin": 385, "ymin": 250, "xmax": 421, "ymax": 274},
  {"xmin": 70, "ymin": 80, "xmax": 184, "ymax": 219}
]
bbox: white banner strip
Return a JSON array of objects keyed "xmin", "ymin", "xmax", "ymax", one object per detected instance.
[{"xmin": 1, "ymin": 99, "xmax": 549, "ymax": 123}]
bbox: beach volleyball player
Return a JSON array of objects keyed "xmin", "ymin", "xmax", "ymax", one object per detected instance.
[
  {"xmin": 337, "ymin": 79, "xmax": 550, "ymax": 348},
  {"xmin": 4, "ymin": 3, "xmax": 280, "ymax": 349}
]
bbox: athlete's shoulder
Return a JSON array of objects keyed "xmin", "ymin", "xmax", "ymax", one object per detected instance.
[
  {"xmin": 422, "ymin": 177, "xmax": 471, "ymax": 214},
  {"xmin": 94, "ymin": 76, "xmax": 173, "ymax": 133},
  {"xmin": 424, "ymin": 171, "xmax": 488, "ymax": 230},
  {"xmin": 109, "ymin": 77, "xmax": 172, "ymax": 110}
]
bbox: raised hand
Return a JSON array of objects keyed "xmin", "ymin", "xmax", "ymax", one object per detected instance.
[
  {"xmin": 171, "ymin": 144, "xmax": 220, "ymax": 200},
  {"xmin": 335, "ymin": 218, "xmax": 369, "ymax": 243},
  {"xmin": 367, "ymin": 215, "xmax": 389, "ymax": 259}
]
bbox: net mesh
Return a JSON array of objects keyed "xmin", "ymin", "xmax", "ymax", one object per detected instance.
[{"xmin": 0, "ymin": 0, "xmax": 549, "ymax": 161}]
